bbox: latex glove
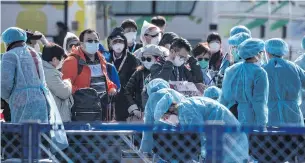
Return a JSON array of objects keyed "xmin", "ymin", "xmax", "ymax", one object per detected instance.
[
  {"xmin": 108, "ymin": 88, "xmax": 117, "ymax": 96},
  {"xmin": 63, "ymin": 79, "xmax": 72, "ymax": 87}
]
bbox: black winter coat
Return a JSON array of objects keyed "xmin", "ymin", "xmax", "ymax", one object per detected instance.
[
  {"xmin": 124, "ymin": 67, "xmax": 150, "ymax": 112},
  {"xmin": 151, "ymin": 56, "xmax": 203, "ymax": 83}
]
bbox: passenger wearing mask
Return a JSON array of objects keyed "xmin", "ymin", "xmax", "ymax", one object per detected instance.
[
  {"xmin": 151, "ymin": 38, "xmax": 203, "ymax": 83},
  {"xmin": 264, "ymin": 38, "xmax": 305, "ymax": 126},
  {"xmin": 140, "ymin": 79, "xmax": 186, "ymax": 156},
  {"xmin": 53, "ymin": 21, "xmax": 68, "ymax": 47},
  {"xmin": 107, "ymin": 27, "xmax": 138, "ymax": 121},
  {"xmin": 25, "ymin": 29, "xmax": 49, "ymax": 53},
  {"xmin": 42, "ymin": 43, "xmax": 74, "ymax": 122},
  {"xmin": 1, "ymin": 27, "xmax": 68, "ymax": 150},
  {"xmin": 228, "ymin": 32, "xmax": 251, "ymax": 64},
  {"xmin": 121, "ymin": 19, "xmax": 142, "ymax": 54},
  {"xmin": 154, "ymin": 94, "xmax": 249, "ymax": 162},
  {"xmin": 158, "ymin": 32, "xmax": 179, "ymax": 50},
  {"xmin": 207, "ymin": 32, "xmax": 224, "ymax": 71},
  {"xmin": 62, "ymin": 32, "xmax": 80, "ymax": 54},
  {"xmin": 220, "ymin": 38, "xmax": 269, "ymax": 126},
  {"xmin": 151, "ymin": 16, "xmax": 167, "ymax": 34},
  {"xmin": 295, "ymin": 36, "xmax": 305, "ymax": 122},
  {"xmin": 229, "ymin": 25, "xmax": 251, "ymax": 37},
  {"xmin": 192, "ymin": 42, "xmax": 214, "ymax": 86},
  {"xmin": 125, "ymin": 45, "xmax": 169, "ymax": 119},
  {"xmin": 203, "ymin": 86, "xmax": 221, "ymax": 101},
  {"xmin": 62, "ymin": 29, "xmax": 119, "ymax": 95},
  {"xmin": 140, "ymin": 21, "xmax": 162, "ymax": 47}
]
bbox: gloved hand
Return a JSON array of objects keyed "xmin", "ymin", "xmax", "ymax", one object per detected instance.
[
  {"xmin": 132, "ymin": 110, "xmax": 142, "ymax": 118},
  {"xmin": 128, "ymin": 104, "xmax": 142, "ymax": 118}
]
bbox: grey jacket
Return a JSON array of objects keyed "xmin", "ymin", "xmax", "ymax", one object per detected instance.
[{"xmin": 42, "ymin": 61, "xmax": 73, "ymax": 122}]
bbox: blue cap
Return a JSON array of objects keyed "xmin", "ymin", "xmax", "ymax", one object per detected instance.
[
  {"xmin": 238, "ymin": 38, "xmax": 265, "ymax": 60},
  {"xmin": 204, "ymin": 86, "xmax": 221, "ymax": 100},
  {"xmin": 228, "ymin": 32, "xmax": 251, "ymax": 47},
  {"xmin": 2, "ymin": 27, "xmax": 27, "ymax": 45},
  {"xmin": 302, "ymin": 36, "xmax": 305, "ymax": 50},
  {"xmin": 230, "ymin": 25, "xmax": 251, "ymax": 37},
  {"xmin": 265, "ymin": 38, "xmax": 289, "ymax": 57}
]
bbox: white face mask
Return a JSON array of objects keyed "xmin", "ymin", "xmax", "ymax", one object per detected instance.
[
  {"xmin": 124, "ymin": 32, "xmax": 137, "ymax": 44},
  {"xmin": 209, "ymin": 42, "xmax": 220, "ymax": 53},
  {"xmin": 160, "ymin": 114, "xmax": 179, "ymax": 127},
  {"xmin": 56, "ymin": 60, "xmax": 63, "ymax": 70},
  {"xmin": 142, "ymin": 61, "xmax": 155, "ymax": 70},
  {"xmin": 112, "ymin": 43, "xmax": 125, "ymax": 54},
  {"xmin": 173, "ymin": 56, "xmax": 185, "ymax": 67},
  {"xmin": 150, "ymin": 34, "xmax": 161, "ymax": 45},
  {"xmin": 34, "ymin": 44, "xmax": 41, "ymax": 52}
]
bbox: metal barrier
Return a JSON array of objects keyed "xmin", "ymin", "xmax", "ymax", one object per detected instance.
[{"xmin": 1, "ymin": 123, "xmax": 305, "ymax": 163}]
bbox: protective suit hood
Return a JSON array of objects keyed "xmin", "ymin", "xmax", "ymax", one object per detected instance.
[
  {"xmin": 153, "ymin": 89, "xmax": 185, "ymax": 123},
  {"xmin": 146, "ymin": 78, "xmax": 170, "ymax": 96}
]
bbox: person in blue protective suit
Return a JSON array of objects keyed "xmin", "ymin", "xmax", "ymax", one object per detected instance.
[
  {"xmin": 220, "ymin": 38, "xmax": 269, "ymax": 126},
  {"xmin": 1, "ymin": 27, "xmax": 68, "ymax": 150},
  {"xmin": 139, "ymin": 78, "xmax": 185, "ymax": 153},
  {"xmin": 264, "ymin": 38, "xmax": 305, "ymax": 126},
  {"xmin": 295, "ymin": 36, "xmax": 305, "ymax": 122},
  {"xmin": 228, "ymin": 32, "xmax": 251, "ymax": 64},
  {"xmin": 218, "ymin": 26, "xmax": 251, "ymax": 77},
  {"xmin": 154, "ymin": 95, "xmax": 249, "ymax": 163},
  {"xmin": 203, "ymin": 86, "xmax": 221, "ymax": 101},
  {"xmin": 229, "ymin": 25, "xmax": 251, "ymax": 37}
]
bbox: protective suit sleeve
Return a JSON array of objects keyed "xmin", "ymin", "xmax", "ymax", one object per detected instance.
[
  {"xmin": 219, "ymin": 69, "xmax": 229, "ymax": 107},
  {"xmin": 1, "ymin": 52, "xmax": 17, "ymax": 101},
  {"xmin": 296, "ymin": 64, "xmax": 305, "ymax": 88},
  {"xmin": 252, "ymin": 70, "xmax": 269, "ymax": 126},
  {"xmin": 139, "ymin": 98, "xmax": 154, "ymax": 153}
]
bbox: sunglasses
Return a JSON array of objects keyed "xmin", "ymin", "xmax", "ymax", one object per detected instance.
[
  {"xmin": 198, "ymin": 58, "xmax": 209, "ymax": 61},
  {"xmin": 144, "ymin": 33, "xmax": 159, "ymax": 38},
  {"xmin": 68, "ymin": 43, "xmax": 80, "ymax": 48},
  {"xmin": 141, "ymin": 56, "xmax": 153, "ymax": 62},
  {"xmin": 86, "ymin": 39, "xmax": 99, "ymax": 43}
]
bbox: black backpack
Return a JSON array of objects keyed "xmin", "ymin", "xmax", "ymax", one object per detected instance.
[
  {"xmin": 69, "ymin": 54, "xmax": 112, "ymax": 121},
  {"xmin": 71, "ymin": 88, "xmax": 102, "ymax": 121}
]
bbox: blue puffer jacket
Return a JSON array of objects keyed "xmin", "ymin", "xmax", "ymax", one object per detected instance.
[{"xmin": 99, "ymin": 44, "xmax": 121, "ymax": 91}]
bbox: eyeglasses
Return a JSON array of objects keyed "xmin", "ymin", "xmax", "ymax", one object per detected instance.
[
  {"xmin": 198, "ymin": 58, "xmax": 209, "ymax": 62},
  {"xmin": 141, "ymin": 56, "xmax": 153, "ymax": 62},
  {"xmin": 86, "ymin": 39, "xmax": 99, "ymax": 43}
]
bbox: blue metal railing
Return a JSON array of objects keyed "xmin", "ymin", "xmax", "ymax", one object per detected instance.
[{"xmin": 1, "ymin": 122, "xmax": 305, "ymax": 163}]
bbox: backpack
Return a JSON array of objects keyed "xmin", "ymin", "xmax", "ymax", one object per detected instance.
[
  {"xmin": 71, "ymin": 88, "xmax": 102, "ymax": 121},
  {"xmin": 69, "ymin": 54, "xmax": 112, "ymax": 121}
]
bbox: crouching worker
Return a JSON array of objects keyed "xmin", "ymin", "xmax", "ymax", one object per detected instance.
[{"xmin": 154, "ymin": 95, "xmax": 249, "ymax": 163}]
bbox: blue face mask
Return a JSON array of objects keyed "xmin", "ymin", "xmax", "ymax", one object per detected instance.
[
  {"xmin": 199, "ymin": 60, "xmax": 209, "ymax": 69},
  {"xmin": 85, "ymin": 42, "xmax": 99, "ymax": 54}
]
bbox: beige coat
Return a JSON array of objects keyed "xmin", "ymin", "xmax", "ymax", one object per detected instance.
[{"xmin": 42, "ymin": 61, "xmax": 73, "ymax": 122}]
